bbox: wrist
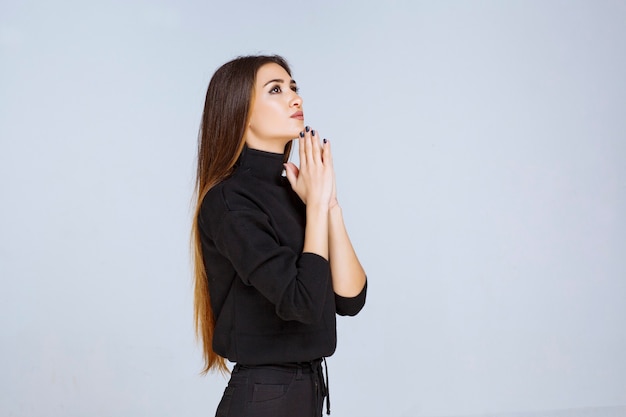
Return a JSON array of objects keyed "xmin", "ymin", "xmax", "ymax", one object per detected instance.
[
  {"xmin": 306, "ymin": 202, "xmax": 329, "ymax": 216},
  {"xmin": 328, "ymin": 204, "xmax": 344, "ymax": 226}
]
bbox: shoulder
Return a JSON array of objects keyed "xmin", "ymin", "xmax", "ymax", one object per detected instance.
[
  {"xmin": 199, "ymin": 175, "xmax": 265, "ymax": 232},
  {"xmin": 205, "ymin": 173, "xmax": 263, "ymax": 211}
]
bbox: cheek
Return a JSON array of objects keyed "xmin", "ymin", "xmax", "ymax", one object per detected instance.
[
  {"xmin": 248, "ymin": 111, "xmax": 274, "ymax": 137},
  {"xmin": 251, "ymin": 103, "xmax": 281, "ymax": 126},
  {"xmin": 249, "ymin": 113, "xmax": 270, "ymax": 131}
]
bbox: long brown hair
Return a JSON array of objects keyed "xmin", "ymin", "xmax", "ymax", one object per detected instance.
[{"xmin": 192, "ymin": 55, "xmax": 293, "ymax": 374}]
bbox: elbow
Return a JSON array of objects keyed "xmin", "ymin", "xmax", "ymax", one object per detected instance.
[
  {"xmin": 276, "ymin": 301, "xmax": 325, "ymax": 324},
  {"xmin": 335, "ymin": 279, "xmax": 367, "ymax": 317},
  {"xmin": 275, "ymin": 255, "xmax": 331, "ymax": 324},
  {"xmin": 336, "ymin": 303, "xmax": 365, "ymax": 317},
  {"xmin": 275, "ymin": 283, "xmax": 328, "ymax": 324}
]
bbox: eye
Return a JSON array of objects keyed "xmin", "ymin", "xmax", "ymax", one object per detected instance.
[
  {"xmin": 291, "ymin": 85, "xmax": 300, "ymax": 93},
  {"xmin": 269, "ymin": 85, "xmax": 281, "ymax": 94}
]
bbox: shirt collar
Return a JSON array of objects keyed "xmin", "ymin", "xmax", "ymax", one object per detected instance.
[{"xmin": 236, "ymin": 145, "xmax": 286, "ymax": 182}]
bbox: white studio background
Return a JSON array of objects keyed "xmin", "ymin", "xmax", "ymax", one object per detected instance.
[{"xmin": 1, "ymin": 1, "xmax": 625, "ymax": 417}]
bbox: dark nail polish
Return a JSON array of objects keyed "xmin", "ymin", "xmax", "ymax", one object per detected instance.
[
  {"xmin": 323, "ymin": 138, "xmax": 327, "ymax": 144},
  {"xmin": 299, "ymin": 131, "xmax": 304, "ymax": 138},
  {"xmin": 305, "ymin": 126, "xmax": 310, "ymax": 132},
  {"xmin": 311, "ymin": 130, "xmax": 315, "ymax": 136}
]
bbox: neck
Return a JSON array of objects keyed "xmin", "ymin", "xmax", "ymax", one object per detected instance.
[{"xmin": 244, "ymin": 137, "xmax": 290, "ymax": 154}]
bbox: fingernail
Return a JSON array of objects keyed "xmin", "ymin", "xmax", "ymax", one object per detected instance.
[
  {"xmin": 299, "ymin": 131, "xmax": 304, "ymax": 138},
  {"xmin": 323, "ymin": 138, "xmax": 327, "ymax": 144},
  {"xmin": 305, "ymin": 126, "xmax": 310, "ymax": 132},
  {"xmin": 311, "ymin": 130, "xmax": 315, "ymax": 136}
]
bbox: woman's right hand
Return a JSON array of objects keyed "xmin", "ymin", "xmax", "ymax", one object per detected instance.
[{"xmin": 284, "ymin": 126, "xmax": 334, "ymax": 209}]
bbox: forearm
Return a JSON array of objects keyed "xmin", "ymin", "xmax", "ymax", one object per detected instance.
[
  {"xmin": 328, "ymin": 205, "xmax": 366, "ymax": 297},
  {"xmin": 303, "ymin": 204, "xmax": 329, "ymax": 260}
]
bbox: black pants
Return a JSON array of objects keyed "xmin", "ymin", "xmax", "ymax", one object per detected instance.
[{"xmin": 215, "ymin": 360, "xmax": 328, "ymax": 417}]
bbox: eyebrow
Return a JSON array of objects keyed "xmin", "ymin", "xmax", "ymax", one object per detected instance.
[{"xmin": 263, "ymin": 78, "xmax": 297, "ymax": 87}]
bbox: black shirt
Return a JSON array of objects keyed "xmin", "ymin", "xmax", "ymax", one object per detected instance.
[{"xmin": 199, "ymin": 146, "xmax": 366, "ymax": 365}]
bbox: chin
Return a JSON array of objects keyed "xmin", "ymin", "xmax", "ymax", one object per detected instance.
[
  {"xmin": 288, "ymin": 127, "xmax": 303, "ymax": 138},
  {"xmin": 292, "ymin": 119, "xmax": 305, "ymax": 130}
]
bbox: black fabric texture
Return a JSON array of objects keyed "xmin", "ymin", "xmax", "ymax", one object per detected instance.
[
  {"xmin": 215, "ymin": 362, "xmax": 326, "ymax": 417},
  {"xmin": 199, "ymin": 145, "xmax": 366, "ymax": 365}
]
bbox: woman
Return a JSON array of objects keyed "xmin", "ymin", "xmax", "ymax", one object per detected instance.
[{"xmin": 191, "ymin": 55, "xmax": 367, "ymax": 417}]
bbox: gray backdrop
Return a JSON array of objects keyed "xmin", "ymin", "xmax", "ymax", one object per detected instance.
[{"xmin": 1, "ymin": 1, "xmax": 624, "ymax": 416}]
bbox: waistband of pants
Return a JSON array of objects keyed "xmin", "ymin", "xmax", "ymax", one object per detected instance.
[
  {"xmin": 233, "ymin": 358, "xmax": 331, "ymax": 415},
  {"xmin": 233, "ymin": 358, "xmax": 323, "ymax": 374}
]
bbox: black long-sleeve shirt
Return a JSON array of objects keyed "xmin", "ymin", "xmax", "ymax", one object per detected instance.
[{"xmin": 198, "ymin": 146, "xmax": 366, "ymax": 365}]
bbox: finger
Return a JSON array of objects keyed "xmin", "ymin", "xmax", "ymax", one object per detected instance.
[
  {"xmin": 304, "ymin": 127, "xmax": 315, "ymax": 166},
  {"xmin": 308, "ymin": 127, "xmax": 322, "ymax": 164},
  {"xmin": 284, "ymin": 161, "xmax": 299, "ymax": 176},
  {"xmin": 322, "ymin": 138, "xmax": 333, "ymax": 166},
  {"xmin": 298, "ymin": 133, "xmax": 306, "ymax": 169},
  {"xmin": 283, "ymin": 162, "xmax": 299, "ymax": 188}
]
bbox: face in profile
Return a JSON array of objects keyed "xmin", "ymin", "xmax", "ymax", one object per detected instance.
[{"xmin": 244, "ymin": 63, "xmax": 304, "ymax": 151}]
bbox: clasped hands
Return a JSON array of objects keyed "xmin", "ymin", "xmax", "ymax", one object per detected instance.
[{"xmin": 284, "ymin": 126, "xmax": 338, "ymax": 209}]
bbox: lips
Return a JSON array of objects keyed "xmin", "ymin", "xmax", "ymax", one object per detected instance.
[{"xmin": 290, "ymin": 111, "xmax": 304, "ymax": 120}]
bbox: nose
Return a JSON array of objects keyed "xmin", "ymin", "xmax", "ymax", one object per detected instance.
[{"xmin": 290, "ymin": 92, "xmax": 303, "ymax": 108}]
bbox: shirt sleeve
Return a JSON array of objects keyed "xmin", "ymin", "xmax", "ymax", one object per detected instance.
[
  {"xmin": 214, "ymin": 208, "xmax": 331, "ymax": 324},
  {"xmin": 335, "ymin": 279, "xmax": 367, "ymax": 316}
]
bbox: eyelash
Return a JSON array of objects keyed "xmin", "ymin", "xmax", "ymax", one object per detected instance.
[{"xmin": 270, "ymin": 85, "xmax": 300, "ymax": 94}]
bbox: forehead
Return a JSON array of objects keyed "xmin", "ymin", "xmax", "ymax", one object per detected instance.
[{"xmin": 255, "ymin": 63, "xmax": 291, "ymax": 85}]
